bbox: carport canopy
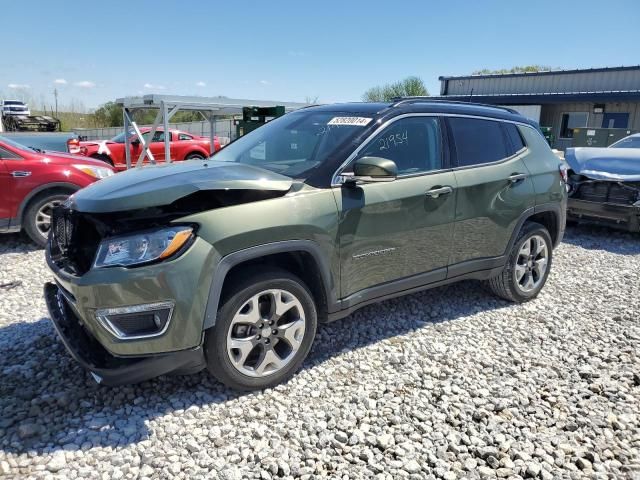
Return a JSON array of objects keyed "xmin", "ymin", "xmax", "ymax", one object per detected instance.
[{"xmin": 115, "ymin": 94, "xmax": 310, "ymax": 169}]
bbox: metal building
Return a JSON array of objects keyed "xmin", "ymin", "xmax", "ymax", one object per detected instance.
[{"xmin": 438, "ymin": 66, "xmax": 640, "ymax": 149}]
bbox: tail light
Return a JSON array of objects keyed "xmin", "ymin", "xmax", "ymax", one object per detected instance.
[
  {"xmin": 67, "ymin": 138, "xmax": 81, "ymax": 154},
  {"xmin": 559, "ymin": 163, "xmax": 568, "ymax": 183}
]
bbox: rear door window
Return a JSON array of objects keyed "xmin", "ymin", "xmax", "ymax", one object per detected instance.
[{"xmin": 448, "ymin": 117, "xmax": 510, "ymax": 167}]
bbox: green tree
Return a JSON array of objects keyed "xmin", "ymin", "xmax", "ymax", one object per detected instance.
[
  {"xmin": 362, "ymin": 76, "xmax": 429, "ymax": 102},
  {"xmin": 472, "ymin": 65, "xmax": 558, "ymax": 75},
  {"xmin": 171, "ymin": 111, "xmax": 205, "ymax": 123},
  {"xmin": 93, "ymin": 101, "xmax": 123, "ymax": 127},
  {"xmin": 92, "ymin": 102, "xmax": 172, "ymax": 127}
]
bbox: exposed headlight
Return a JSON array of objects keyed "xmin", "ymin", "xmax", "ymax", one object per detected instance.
[
  {"xmin": 73, "ymin": 164, "xmax": 114, "ymax": 179},
  {"xmin": 94, "ymin": 226, "xmax": 193, "ymax": 268}
]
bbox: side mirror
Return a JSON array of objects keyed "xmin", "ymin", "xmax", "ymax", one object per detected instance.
[
  {"xmin": 130, "ymin": 138, "xmax": 140, "ymax": 145},
  {"xmin": 344, "ymin": 156, "xmax": 397, "ymax": 184}
]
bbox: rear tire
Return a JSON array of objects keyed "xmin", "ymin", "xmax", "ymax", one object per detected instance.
[
  {"xmin": 204, "ymin": 269, "xmax": 317, "ymax": 391},
  {"xmin": 185, "ymin": 152, "xmax": 206, "ymax": 160},
  {"xmin": 23, "ymin": 191, "xmax": 70, "ymax": 248},
  {"xmin": 485, "ymin": 221, "xmax": 553, "ymax": 303}
]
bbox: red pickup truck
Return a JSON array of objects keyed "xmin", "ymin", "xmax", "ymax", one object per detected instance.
[
  {"xmin": 79, "ymin": 127, "xmax": 221, "ymax": 171},
  {"xmin": 0, "ymin": 136, "xmax": 114, "ymax": 246}
]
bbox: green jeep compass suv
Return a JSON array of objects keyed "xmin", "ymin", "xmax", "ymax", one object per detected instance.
[{"xmin": 45, "ymin": 99, "xmax": 567, "ymax": 390}]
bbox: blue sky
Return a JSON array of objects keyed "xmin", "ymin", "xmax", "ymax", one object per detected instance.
[{"xmin": 2, "ymin": 0, "xmax": 639, "ymax": 110}]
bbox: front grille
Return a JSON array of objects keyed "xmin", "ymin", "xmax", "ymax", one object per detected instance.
[
  {"xmin": 51, "ymin": 206, "xmax": 73, "ymax": 255},
  {"xmin": 50, "ymin": 207, "xmax": 102, "ymax": 275}
]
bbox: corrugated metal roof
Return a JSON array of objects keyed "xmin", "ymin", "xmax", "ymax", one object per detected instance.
[
  {"xmin": 439, "ymin": 65, "xmax": 640, "ymax": 81},
  {"xmin": 440, "ymin": 67, "xmax": 640, "ymax": 97},
  {"xmin": 438, "ymin": 91, "xmax": 640, "ymax": 105}
]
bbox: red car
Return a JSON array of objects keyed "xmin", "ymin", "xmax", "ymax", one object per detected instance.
[
  {"xmin": 78, "ymin": 127, "xmax": 221, "ymax": 171},
  {"xmin": 0, "ymin": 136, "xmax": 114, "ymax": 246}
]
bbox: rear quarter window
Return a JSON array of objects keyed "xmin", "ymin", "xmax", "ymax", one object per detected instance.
[
  {"xmin": 448, "ymin": 117, "xmax": 510, "ymax": 167},
  {"xmin": 504, "ymin": 123, "xmax": 526, "ymax": 153}
]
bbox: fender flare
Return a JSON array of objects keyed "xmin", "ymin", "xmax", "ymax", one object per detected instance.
[
  {"xmin": 503, "ymin": 202, "xmax": 565, "ymax": 256},
  {"xmin": 17, "ymin": 182, "xmax": 81, "ymax": 225},
  {"xmin": 534, "ymin": 201, "xmax": 566, "ymax": 248},
  {"xmin": 202, "ymin": 240, "xmax": 338, "ymax": 329}
]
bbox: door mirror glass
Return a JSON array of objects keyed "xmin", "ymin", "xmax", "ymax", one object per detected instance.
[{"xmin": 346, "ymin": 156, "xmax": 397, "ymax": 183}]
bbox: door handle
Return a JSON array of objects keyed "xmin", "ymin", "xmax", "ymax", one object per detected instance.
[
  {"xmin": 425, "ymin": 186, "xmax": 453, "ymax": 198},
  {"xmin": 11, "ymin": 171, "xmax": 31, "ymax": 178},
  {"xmin": 508, "ymin": 173, "xmax": 528, "ymax": 184}
]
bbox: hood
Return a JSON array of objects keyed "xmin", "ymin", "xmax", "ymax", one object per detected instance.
[
  {"xmin": 40, "ymin": 151, "xmax": 111, "ymax": 168},
  {"xmin": 565, "ymin": 147, "xmax": 640, "ymax": 182},
  {"xmin": 70, "ymin": 160, "xmax": 293, "ymax": 213}
]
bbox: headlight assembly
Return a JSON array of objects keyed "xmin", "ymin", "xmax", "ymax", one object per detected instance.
[
  {"xmin": 94, "ymin": 226, "xmax": 193, "ymax": 268},
  {"xmin": 73, "ymin": 164, "xmax": 114, "ymax": 179}
]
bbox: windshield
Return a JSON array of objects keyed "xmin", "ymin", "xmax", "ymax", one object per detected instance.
[
  {"xmin": 610, "ymin": 136, "xmax": 640, "ymax": 149},
  {"xmin": 110, "ymin": 130, "xmax": 136, "ymax": 143},
  {"xmin": 211, "ymin": 111, "xmax": 370, "ymax": 178},
  {"xmin": 0, "ymin": 136, "xmax": 36, "ymax": 152}
]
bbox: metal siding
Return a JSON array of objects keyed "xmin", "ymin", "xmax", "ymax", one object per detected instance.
[{"xmin": 440, "ymin": 69, "xmax": 640, "ymax": 95}]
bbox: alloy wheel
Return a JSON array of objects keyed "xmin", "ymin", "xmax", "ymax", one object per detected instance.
[
  {"xmin": 514, "ymin": 234, "xmax": 548, "ymax": 293},
  {"xmin": 226, "ymin": 289, "xmax": 306, "ymax": 377},
  {"xmin": 35, "ymin": 200, "xmax": 63, "ymax": 238}
]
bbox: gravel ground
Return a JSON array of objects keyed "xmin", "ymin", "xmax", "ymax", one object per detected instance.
[{"xmin": 0, "ymin": 225, "xmax": 639, "ymax": 480}]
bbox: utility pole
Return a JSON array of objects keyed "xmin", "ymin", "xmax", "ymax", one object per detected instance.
[{"xmin": 53, "ymin": 88, "xmax": 58, "ymax": 117}]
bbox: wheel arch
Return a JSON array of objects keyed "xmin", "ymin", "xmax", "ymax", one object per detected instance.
[
  {"xmin": 505, "ymin": 203, "xmax": 565, "ymax": 255},
  {"xmin": 184, "ymin": 148, "xmax": 208, "ymax": 159},
  {"xmin": 203, "ymin": 240, "xmax": 338, "ymax": 329},
  {"xmin": 18, "ymin": 182, "xmax": 81, "ymax": 225}
]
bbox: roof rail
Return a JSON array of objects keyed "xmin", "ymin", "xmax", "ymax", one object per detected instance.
[{"xmin": 390, "ymin": 96, "xmax": 520, "ymax": 114}]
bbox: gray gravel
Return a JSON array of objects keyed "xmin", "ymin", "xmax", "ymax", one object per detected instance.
[{"xmin": 0, "ymin": 225, "xmax": 639, "ymax": 480}]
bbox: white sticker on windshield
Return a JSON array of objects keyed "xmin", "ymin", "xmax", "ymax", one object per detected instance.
[{"xmin": 328, "ymin": 116, "xmax": 373, "ymax": 126}]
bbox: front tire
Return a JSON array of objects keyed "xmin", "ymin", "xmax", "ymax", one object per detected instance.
[
  {"xmin": 486, "ymin": 221, "xmax": 553, "ymax": 303},
  {"xmin": 185, "ymin": 152, "xmax": 205, "ymax": 160},
  {"xmin": 23, "ymin": 191, "xmax": 70, "ymax": 247},
  {"xmin": 204, "ymin": 269, "xmax": 317, "ymax": 391}
]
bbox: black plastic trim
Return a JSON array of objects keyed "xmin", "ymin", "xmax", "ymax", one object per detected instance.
[
  {"xmin": 327, "ymin": 265, "xmax": 503, "ymax": 322},
  {"xmin": 567, "ymin": 198, "xmax": 639, "ymax": 232},
  {"xmin": 203, "ymin": 240, "xmax": 338, "ymax": 328},
  {"xmin": 340, "ymin": 268, "xmax": 446, "ymax": 310},
  {"xmin": 447, "ymin": 256, "xmax": 506, "ymax": 278},
  {"xmin": 534, "ymin": 201, "xmax": 567, "ymax": 248}
]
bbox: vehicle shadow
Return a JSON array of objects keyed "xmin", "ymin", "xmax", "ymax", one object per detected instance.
[
  {"xmin": 0, "ymin": 279, "xmax": 511, "ymax": 456},
  {"xmin": 0, "ymin": 232, "xmax": 39, "ymax": 256},
  {"xmin": 562, "ymin": 223, "xmax": 640, "ymax": 255}
]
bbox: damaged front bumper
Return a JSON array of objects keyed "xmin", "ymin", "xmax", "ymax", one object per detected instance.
[
  {"xmin": 567, "ymin": 198, "xmax": 640, "ymax": 232},
  {"xmin": 44, "ymin": 282, "xmax": 206, "ymax": 386}
]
